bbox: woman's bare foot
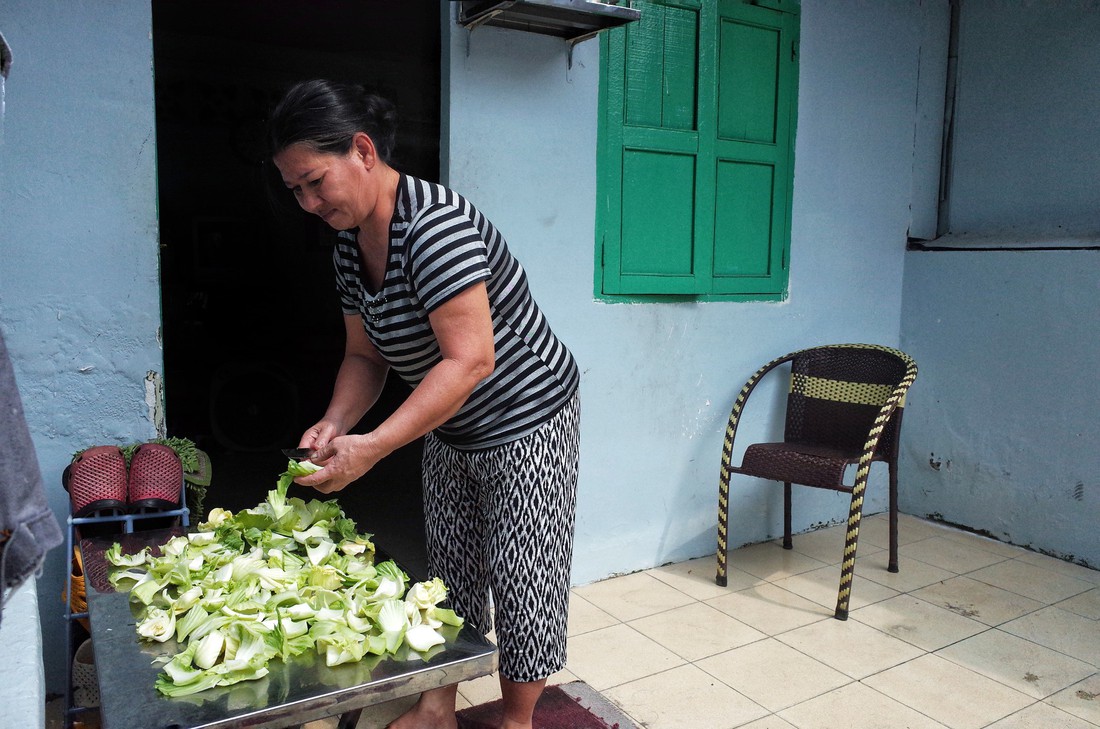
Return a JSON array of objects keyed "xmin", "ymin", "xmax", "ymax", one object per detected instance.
[{"xmin": 386, "ymin": 686, "xmax": 459, "ymax": 729}]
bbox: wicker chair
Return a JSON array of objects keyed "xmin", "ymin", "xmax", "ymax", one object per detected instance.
[{"xmin": 715, "ymin": 344, "xmax": 918, "ymax": 620}]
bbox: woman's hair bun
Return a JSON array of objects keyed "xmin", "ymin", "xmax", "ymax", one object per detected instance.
[{"xmin": 356, "ymin": 88, "xmax": 398, "ymax": 162}]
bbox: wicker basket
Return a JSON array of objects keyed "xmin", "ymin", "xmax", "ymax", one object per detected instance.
[{"xmin": 62, "ymin": 547, "xmax": 91, "ymax": 631}]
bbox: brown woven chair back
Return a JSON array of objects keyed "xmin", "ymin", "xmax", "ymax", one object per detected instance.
[{"xmin": 784, "ymin": 345, "xmax": 908, "ymax": 459}]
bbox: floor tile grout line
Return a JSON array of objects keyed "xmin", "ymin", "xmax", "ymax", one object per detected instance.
[
  {"xmin": 675, "ymin": 545, "xmax": 1088, "ymax": 630},
  {"xmin": 709, "ymin": 549, "xmax": 1085, "ymax": 715},
  {"xmin": 696, "ymin": 652, "xmax": 856, "ymax": 721},
  {"xmin": 803, "ymin": 586, "xmax": 1096, "ymax": 721},
  {"xmin": 847, "ymin": 672, "xmax": 964, "ymax": 729},
  {"xmin": 634, "ymin": 572, "xmax": 1100, "ymax": 707},
  {"xmin": 772, "ymin": 643, "xmax": 1086, "ymax": 729},
  {"xmin": 930, "ymin": 627, "xmax": 1100, "ymax": 701}
]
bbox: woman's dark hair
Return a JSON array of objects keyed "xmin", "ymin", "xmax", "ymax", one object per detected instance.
[{"xmin": 267, "ymin": 79, "xmax": 398, "ymax": 163}]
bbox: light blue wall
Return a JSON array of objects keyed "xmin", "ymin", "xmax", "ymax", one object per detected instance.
[
  {"xmin": 444, "ymin": 1, "xmax": 923, "ymax": 585},
  {"xmin": 3, "ymin": 0, "xmax": 942, "ymax": 700},
  {"xmin": 900, "ymin": 251, "xmax": 1100, "ymax": 568},
  {"xmin": 943, "ymin": 1, "xmax": 1100, "ymax": 238},
  {"xmin": 0, "ymin": 0, "xmax": 162, "ymax": 697},
  {"xmin": 898, "ymin": 0, "xmax": 1100, "ymax": 569}
]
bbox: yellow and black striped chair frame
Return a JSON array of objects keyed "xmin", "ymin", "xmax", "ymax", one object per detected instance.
[{"xmin": 715, "ymin": 344, "xmax": 918, "ymax": 620}]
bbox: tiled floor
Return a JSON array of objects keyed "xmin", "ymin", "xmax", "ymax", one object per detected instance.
[{"xmin": 457, "ymin": 513, "xmax": 1100, "ymax": 729}]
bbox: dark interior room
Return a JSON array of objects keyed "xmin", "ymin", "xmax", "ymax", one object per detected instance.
[{"xmin": 153, "ymin": 0, "xmax": 443, "ymax": 577}]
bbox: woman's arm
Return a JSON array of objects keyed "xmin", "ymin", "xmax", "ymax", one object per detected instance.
[
  {"xmin": 296, "ymin": 282, "xmax": 495, "ymax": 493},
  {"xmin": 298, "ymin": 314, "xmax": 390, "ymax": 451}
]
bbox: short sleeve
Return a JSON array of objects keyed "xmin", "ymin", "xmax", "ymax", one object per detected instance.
[
  {"xmin": 405, "ymin": 203, "xmax": 491, "ymax": 312},
  {"xmin": 332, "ymin": 234, "xmax": 361, "ymax": 316}
]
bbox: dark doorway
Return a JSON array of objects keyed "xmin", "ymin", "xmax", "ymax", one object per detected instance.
[{"xmin": 153, "ymin": 0, "xmax": 442, "ymax": 577}]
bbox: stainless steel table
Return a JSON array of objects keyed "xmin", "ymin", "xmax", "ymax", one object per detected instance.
[{"xmin": 82, "ymin": 530, "xmax": 497, "ymax": 729}]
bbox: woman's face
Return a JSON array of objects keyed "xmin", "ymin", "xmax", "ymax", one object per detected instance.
[{"xmin": 273, "ymin": 141, "xmax": 372, "ymax": 231}]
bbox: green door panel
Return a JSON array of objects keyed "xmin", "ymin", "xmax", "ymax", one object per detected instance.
[
  {"xmin": 662, "ymin": 4, "xmax": 700, "ymax": 130},
  {"xmin": 624, "ymin": 1, "xmax": 666, "ymax": 127},
  {"xmin": 713, "ymin": 159, "xmax": 774, "ymax": 277},
  {"xmin": 710, "ymin": 0, "xmax": 795, "ymax": 295},
  {"xmin": 621, "ymin": 149, "xmax": 697, "ymax": 278},
  {"xmin": 718, "ymin": 17, "xmax": 780, "ymax": 144},
  {"xmin": 622, "ymin": 126, "xmax": 700, "ymax": 154},
  {"xmin": 625, "ymin": 1, "xmax": 700, "ymax": 131}
]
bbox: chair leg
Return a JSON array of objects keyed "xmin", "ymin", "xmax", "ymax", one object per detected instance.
[
  {"xmin": 717, "ymin": 467, "xmax": 730, "ymax": 587},
  {"xmin": 783, "ymin": 482, "xmax": 793, "ymax": 549},
  {"xmin": 834, "ymin": 483, "xmax": 869, "ymax": 621},
  {"xmin": 888, "ymin": 460, "xmax": 899, "ymax": 573}
]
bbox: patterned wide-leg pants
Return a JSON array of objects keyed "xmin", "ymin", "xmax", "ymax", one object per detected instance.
[{"xmin": 422, "ymin": 392, "xmax": 580, "ymax": 682}]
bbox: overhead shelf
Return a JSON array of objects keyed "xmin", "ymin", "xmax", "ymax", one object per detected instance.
[{"xmin": 458, "ymin": 0, "xmax": 641, "ymax": 43}]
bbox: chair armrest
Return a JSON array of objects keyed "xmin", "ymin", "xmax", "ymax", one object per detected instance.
[
  {"xmin": 849, "ymin": 354, "xmax": 919, "ymax": 498},
  {"xmin": 720, "ymin": 350, "xmax": 802, "ymax": 475}
]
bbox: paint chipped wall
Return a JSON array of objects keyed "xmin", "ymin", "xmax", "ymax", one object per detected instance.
[
  {"xmin": 898, "ymin": 0, "xmax": 1100, "ymax": 569},
  {"xmin": 900, "ymin": 253, "xmax": 1100, "ymax": 568},
  {"xmin": 0, "ymin": 0, "xmax": 162, "ymax": 695}
]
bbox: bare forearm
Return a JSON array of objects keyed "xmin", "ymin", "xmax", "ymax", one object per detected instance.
[
  {"xmin": 297, "ymin": 285, "xmax": 494, "ymax": 494},
  {"xmin": 297, "ymin": 356, "xmax": 488, "ymax": 494},
  {"xmin": 368, "ymin": 355, "xmax": 489, "ymax": 457},
  {"xmin": 323, "ymin": 353, "xmax": 387, "ymax": 435}
]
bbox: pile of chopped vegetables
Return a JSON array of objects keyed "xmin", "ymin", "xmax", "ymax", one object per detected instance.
[{"xmin": 105, "ymin": 460, "xmax": 463, "ymax": 697}]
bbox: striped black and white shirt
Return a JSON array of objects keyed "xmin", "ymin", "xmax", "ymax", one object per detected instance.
[{"xmin": 334, "ymin": 174, "xmax": 580, "ymax": 450}]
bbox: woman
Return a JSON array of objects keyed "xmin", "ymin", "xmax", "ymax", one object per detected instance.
[{"xmin": 268, "ymin": 79, "xmax": 581, "ymax": 729}]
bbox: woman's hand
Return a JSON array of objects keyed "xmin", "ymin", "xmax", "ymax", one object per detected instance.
[
  {"xmin": 298, "ymin": 419, "xmax": 342, "ymax": 453},
  {"xmin": 293, "ymin": 432, "xmax": 387, "ymax": 494}
]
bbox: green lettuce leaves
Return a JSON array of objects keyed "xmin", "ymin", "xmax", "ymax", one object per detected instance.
[{"xmin": 106, "ymin": 460, "xmax": 463, "ymax": 696}]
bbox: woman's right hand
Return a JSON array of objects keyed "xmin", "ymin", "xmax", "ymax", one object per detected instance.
[
  {"xmin": 298, "ymin": 419, "xmax": 343, "ymax": 455},
  {"xmin": 292, "ymin": 431, "xmax": 388, "ymax": 494}
]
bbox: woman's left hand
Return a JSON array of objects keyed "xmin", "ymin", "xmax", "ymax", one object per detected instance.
[{"xmin": 292, "ymin": 433, "xmax": 385, "ymax": 494}]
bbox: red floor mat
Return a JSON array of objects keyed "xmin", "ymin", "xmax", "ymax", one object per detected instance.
[{"xmin": 456, "ymin": 681, "xmax": 637, "ymax": 729}]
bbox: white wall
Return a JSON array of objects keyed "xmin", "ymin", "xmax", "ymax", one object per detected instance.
[{"xmin": 444, "ymin": 1, "xmax": 925, "ymax": 584}]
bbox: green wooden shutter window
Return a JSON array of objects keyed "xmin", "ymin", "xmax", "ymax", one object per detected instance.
[{"xmin": 597, "ymin": 0, "xmax": 798, "ymax": 300}]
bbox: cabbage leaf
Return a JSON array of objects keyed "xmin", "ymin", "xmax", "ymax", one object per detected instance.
[{"xmin": 105, "ymin": 460, "xmax": 464, "ymax": 696}]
